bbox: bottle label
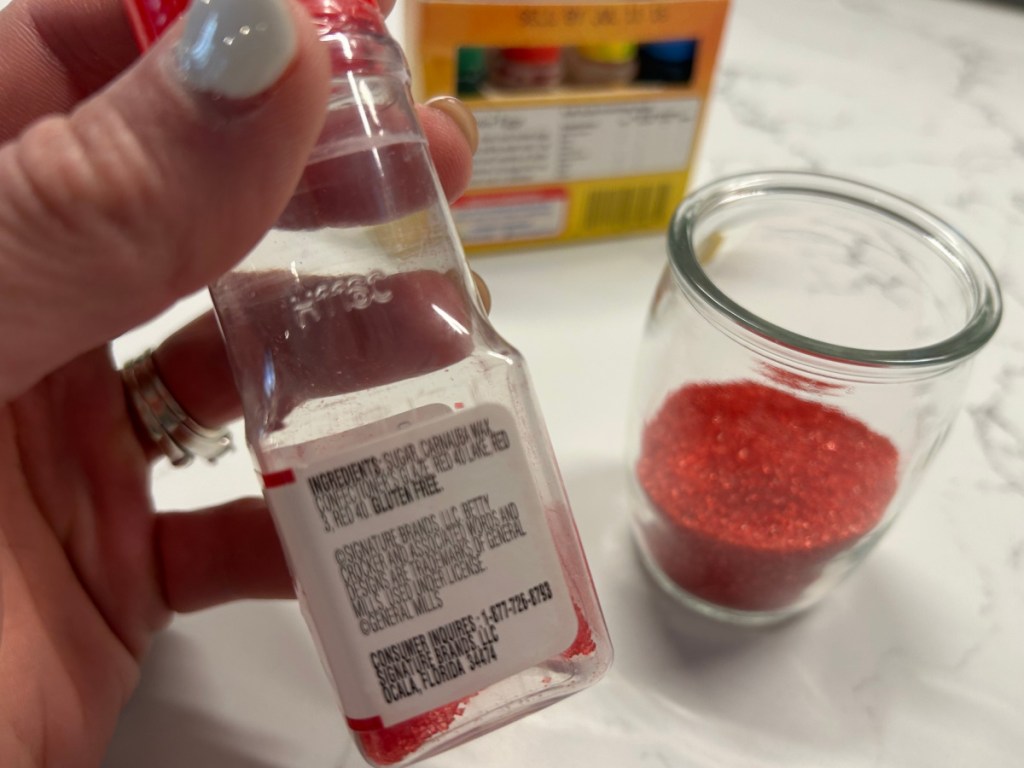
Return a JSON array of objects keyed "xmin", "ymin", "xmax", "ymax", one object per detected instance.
[{"xmin": 262, "ymin": 403, "xmax": 578, "ymax": 727}]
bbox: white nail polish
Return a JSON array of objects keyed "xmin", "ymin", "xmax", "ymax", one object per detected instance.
[{"xmin": 177, "ymin": 0, "xmax": 297, "ymax": 99}]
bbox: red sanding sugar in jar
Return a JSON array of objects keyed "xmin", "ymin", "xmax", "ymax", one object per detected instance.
[
  {"xmin": 628, "ymin": 173, "xmax": 1001, "ymax": 623},
  {"xmin": 636, "ymin": 381, "xmax": 899, "ymax": 613}
]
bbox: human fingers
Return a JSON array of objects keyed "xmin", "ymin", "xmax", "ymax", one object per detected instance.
[
  {"xmin": 0, "ymin": 0, "xmax": 138, "ymax": 141},
  {"xmin": 418, "ymin": 97, "xmax": 479, "ymax": 202},
  {"xmin": 155, "ymin": 497, "xmax": 294, "ymax": 612},
  {"xmin": 473, "ymin": 271, "xmax": 492, "ymax": 315},
  {"xmin": 0, "ymin": 0, "xmax": 333, "ymax": 403},
  {"xmin": 0, "ymin": 0, "xmax": 477, "ymax": 203},
  {"xmin": 0, "ymin": 0, "xmax": 395, "ymax": 143},
  {"xmin": 151, "ymin": 311, "xmax": 237, "ymax": 430}
]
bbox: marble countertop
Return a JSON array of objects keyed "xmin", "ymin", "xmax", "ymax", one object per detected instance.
[{"xmin": 101, "ymin": 0, "xmax": 1023, "ymax": 766}]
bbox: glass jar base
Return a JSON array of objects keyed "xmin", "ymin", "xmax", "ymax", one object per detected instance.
[{"xmin": 631, "ymin": 530, "xmax": 814, "ymax": 627}]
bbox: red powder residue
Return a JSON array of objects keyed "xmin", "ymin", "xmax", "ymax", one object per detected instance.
[
  {"xmin": 562, "ymin": 602, "xmax": 597, "ymax": 659},
  {"xmin": 357, "ymin": 697, "xmax": 471, "ymax": 766},
  {"xmin": 759, "ymin": 363, "xmax": 845, "ymax": 395},
  {"xmin": 636, "ymin": 381, "xmax": 899, "ymax": 612}
]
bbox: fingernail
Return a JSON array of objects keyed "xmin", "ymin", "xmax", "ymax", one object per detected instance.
[
  {"xmin": 177, "ymin": 0, "xmax": 297, "ymax": 99},
  {"xmin": 471, "ymin": 271, "xmax": 491, "ymax": 314},
  {"xmin": 427, "ymin": 96, "xmax": 479, "ymax": 155}
]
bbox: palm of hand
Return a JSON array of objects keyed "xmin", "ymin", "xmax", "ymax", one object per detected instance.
[
  {"xmin": 1, "ymin": 342, "xmax": 293, "ymax": 767},
  {"xmin": 1, "ymin": 350, "xmax": 161, "ymax": 766}
]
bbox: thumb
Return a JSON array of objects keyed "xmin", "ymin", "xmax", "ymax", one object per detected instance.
[{"xmin": 0, "ymin": 0, "xmax": 330, "ymax": 401}]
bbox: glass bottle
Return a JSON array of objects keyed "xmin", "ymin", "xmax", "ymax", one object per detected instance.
[
  {"xmin": 126, "ymin": 0, "xmax": 611, "ymax": 764},
  {"xmin": 636, "ymin": 40, "xmax": 697, "ymax": 84},
  {"xmin": 564, "ymin": 43, "xmax": 639, "ymax": 87},
  {"xmin": 628, "ymin": 171, "xmax": 1002, "ymax": 626},
  {"xmin": 456, "ymin": 46, "xmax": 488, "ymax": 96},
  {"xmin": 488, "ymin": 46, "xmax": 564, "ymax": 90}
]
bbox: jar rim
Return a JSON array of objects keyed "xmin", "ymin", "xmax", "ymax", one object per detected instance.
[{"xmin": 668, "ymin": 171, "xmax": 1003, "ymax": 370}]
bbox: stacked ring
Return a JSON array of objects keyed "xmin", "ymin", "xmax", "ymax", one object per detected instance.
[{"xmin": 120, "ymin": 349, "xmax": 233, "ymax": 467}]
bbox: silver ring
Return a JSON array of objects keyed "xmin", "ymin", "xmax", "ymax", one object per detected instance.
[{"xmin": 120, "ymin": 349, "xmax": 233, "ymax": 467}]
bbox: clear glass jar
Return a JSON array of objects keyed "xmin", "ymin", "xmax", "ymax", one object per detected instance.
[{"xmin": 628, "ymin": 171, "xmax": 1002, "ymax": 625}]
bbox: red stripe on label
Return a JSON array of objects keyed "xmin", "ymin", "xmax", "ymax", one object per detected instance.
[
  {"xmin": 262, "ymin": 469, "xmax": 296, "ymax": 488},
  {"xmin": 452, "ymin": 186, "xmax": 567, "ymax": 209},
  {"xmin": 346, "ymin": 715, "xmax": 384, "ymax": 732}
]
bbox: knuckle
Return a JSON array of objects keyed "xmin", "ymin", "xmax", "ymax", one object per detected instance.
[{"xmin": 4, "ymin": 110, "xmax": 180, "ymax": 300}]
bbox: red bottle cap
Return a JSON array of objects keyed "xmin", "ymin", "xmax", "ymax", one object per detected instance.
[
  {"xmin": 123, "ymin": 0, "xmax": 379, "ymax": 50},
  {"xmin": 124, "ymin": 0, "xmax": 189, "ymax": 48}
]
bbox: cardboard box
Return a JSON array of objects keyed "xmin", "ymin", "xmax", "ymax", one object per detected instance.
[{"xmin": 405, "ymin": 0, "xmax": 730, "ymax": 251}]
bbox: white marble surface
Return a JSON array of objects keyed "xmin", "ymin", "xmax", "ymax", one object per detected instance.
[{"xmin": 97, "ymin": 0, "xmax": 1023, "ymax": 766}]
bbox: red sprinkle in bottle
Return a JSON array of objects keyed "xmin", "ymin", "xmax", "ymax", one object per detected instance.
[
  {"xmin": 629, "ymin": 172, "xmax": 1001, "ymax": 625},
  {"xmin": 125, "ymin": 0, "xmax": 611, "ymax": 763}
]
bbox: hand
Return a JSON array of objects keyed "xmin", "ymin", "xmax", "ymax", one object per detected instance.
[{"xmin": 0, "ymin": 0, "xmax": 477, "ymax": 765}]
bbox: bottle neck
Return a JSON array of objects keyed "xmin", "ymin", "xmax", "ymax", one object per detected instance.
[
  {"xmin": 303, "ymin": 0, "xmax": 392, "ymax": 56},
  {"xmin": 273, "ymin": 18, "xmax": 424, "ymax": 230}
]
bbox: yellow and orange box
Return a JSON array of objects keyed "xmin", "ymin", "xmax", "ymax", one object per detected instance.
[{"xmin": 405, "ymin": 0, "xmax": 730, "ymax": 252}]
